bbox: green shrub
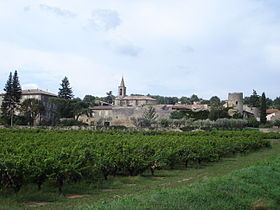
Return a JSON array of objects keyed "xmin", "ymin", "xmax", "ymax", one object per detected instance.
[
  {"xmin": 273, "ymin": 120, "xmax": 280, "ymax": 127},
  {"xmin": 247, "ymin": 118, "xmax": 260, "ymax": 128},
  {"xmin": 259, "ymin": 121, "xmax": 273, "ymax": 128},
  {"xmin": 159, "ymin": 119, "xmax": 171, "ymax": 128}
]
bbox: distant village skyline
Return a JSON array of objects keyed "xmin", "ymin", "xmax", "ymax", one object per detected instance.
[{"xmin": 0, "ymin": 73, "xmax": 278, "ymax": 101}]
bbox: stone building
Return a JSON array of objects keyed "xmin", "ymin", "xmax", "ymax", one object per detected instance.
[
  {"xmin": 226, "ymin": 92, "xmax": 260, "ymax": 119},
  {"xmin": 114, "ymin": 77, "xmax": 156, "ymax": 106},
  {"xmin": 228, "ymin": 93, "xmax": 243, "ymax": 113},
  {"xmin": 80, "ymin": 78, "xmax": 168, "ymax": 127},
  {"xmin": 266, "ymin": 109, "xmax": 280, "ymax": 121},
  {"xmin": 0, "ymin": 89, "xmax": 57, "ymax": 122},
  {"xmin": 80, "ymin": 105, "xmax": 173, "ymax": 127}
]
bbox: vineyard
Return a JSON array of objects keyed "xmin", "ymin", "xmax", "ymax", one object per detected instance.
[{"xmin": 0, "ymin": 129, "xmax": 276, "ymax": 194}]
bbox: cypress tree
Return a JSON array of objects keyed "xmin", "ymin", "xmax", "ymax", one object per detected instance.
[
  {"xmin": 58, "ymin": 77, "xmax": 74, "ymax": 100},
  {"xmin": 260, "ymin": 92, "xmax": 267, "ymax": 124}
]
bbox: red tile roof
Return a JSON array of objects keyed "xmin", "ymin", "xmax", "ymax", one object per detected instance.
[{"xmin": 266, "ymin": 109, "xmax": 280, "ymax": 114}]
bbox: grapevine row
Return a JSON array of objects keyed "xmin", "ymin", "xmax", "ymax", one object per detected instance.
[{"xmin": 0, "ymin": 129, "xmax": 273, "ymax": 193}]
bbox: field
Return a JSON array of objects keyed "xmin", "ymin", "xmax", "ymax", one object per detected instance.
[
  {"xmin": 84, "ymin": 155, "xmax": 280, "ymax": 210},
  {"xmin": 0, "ymin": 129, "xmax": 279, "ymax": 209}
]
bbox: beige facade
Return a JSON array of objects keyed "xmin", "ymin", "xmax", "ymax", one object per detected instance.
[
  {"xmin": 115, "ymin": 95, "xmax": 157, "ymax": 106},
  {"xmin": 0, "ymin": 89, "xmax": 57, "ymax": 121},
  {"xmin": 80, "ymin": 105, "xmax": 173, "ymax": 127},
  {"xmin": 266, "ymin": 109, "xmax": 280, "ymax": 121}
]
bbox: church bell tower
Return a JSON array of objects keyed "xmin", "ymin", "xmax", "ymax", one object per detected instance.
[{"xmin": 118, "ymin": 77, "xmax": 126, "ymax": 97}]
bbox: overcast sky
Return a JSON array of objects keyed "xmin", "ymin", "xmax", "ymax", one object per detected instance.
[{"xmin": 0, "ymin": 0, "xmax": 279, "ymax": 100}]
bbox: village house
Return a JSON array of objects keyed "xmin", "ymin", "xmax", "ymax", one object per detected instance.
[
  {"xmin": 266, "ymin": 109, "xmax": 280, "ymax": 121},
  {"xmin": 0, "ymin": 89, "xmax": 57, "ymax": 122}
]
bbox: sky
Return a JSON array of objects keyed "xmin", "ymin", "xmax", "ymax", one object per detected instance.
[{"xmin": 0, "ymin": 0, "xmax": 279, "ymax": 100}]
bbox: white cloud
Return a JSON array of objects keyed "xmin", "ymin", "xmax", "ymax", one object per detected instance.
[
  {"xmin": 88, "ymin": 9, "xmax": 121, "ymax": 31},
  {"xmin": 182, "ymin": 46, "xmax": 195, "ymax": 54},
  {"xmin": 39, "ymin": 4, "xmax": 77, "ymax": 18},
  {"xmin": 0, "ymin": 41, "xmax": 121, "ymax": 97},
  {"xmin": 113, "ymin": 42, "xmax": 141, "ymax": 57},
  {"xmin": 23, "ymin": 6, "xmax": 31, "ymax": 12}
]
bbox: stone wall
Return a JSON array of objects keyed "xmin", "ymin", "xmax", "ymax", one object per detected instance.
[{"xmin": 79, "ymin": 105, "xmax": 174, "ymax": 127}]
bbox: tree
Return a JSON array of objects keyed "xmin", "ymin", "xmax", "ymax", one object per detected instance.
[
  {"xmin": 83, "ymin": 95, "xmax": 96, "ymax": 107},
  {"xmin": 180, "ymin": 96, "xmax": 191, "ymax": 104},
  {"xmin": 208, "ymin": 108, "xmax": 230, "ymax": 121},
  {"xmin": 190, "ymin": 94, "xmax": 200, "ymax": 103},
  {"xmin": 209, "ymin": 96, "xmax": 221, "ymax": 107},
  {"xmin": 260, "ymin": 92, "xmax": 267, "ymax": 124},
  {"xmin": 208, "ymin": 97, "xmax": 230, "ymax": 121},
  {"xmin": 58, "ymin": 77, "xmax": 73, "ymax": 100},
  {"xmin": 143, "ymin": 106, "xmax": 158, "ymax": 121},
  {"xmin": 1, "ymin": 72, "xmax": 13, "ymax": 125},
  {"xmin": 104, "ymin": 91, "xmax": 115, "ymax": 104},
  {"xmin": 147, "ymin": 95, "xmax": 179, "ymax": 105},
  {"xmin": 244, "ymin": 90, "xmax": 260, "ymax": 108},
  {"xmin": 273, "ymin": 97, "xmax": 280, "ymax": 109},
  {"xmin": 266, "ymin": 97, "xmax": 273, "ymax": 108},
  {"xmin": 1, "ymin": 71, "xmax": 22, "ymax": 126},
  {"xmin": 71, "ymin": 98, "xmax": 92, "ymax": 121},
  {"xmin": 21, "ymin": 98, "xmax": 45, "ymax": 125},
  {"xmin": 131, "ymin": 106, "xmax": 158, "ymax": 127},
  {"xmin": 49, "ymin": 98, "xmax": 73, "ymax": 121},
  {"xmin": 12, "ymin": 71, "xmax": 22, "ymax": 106}
]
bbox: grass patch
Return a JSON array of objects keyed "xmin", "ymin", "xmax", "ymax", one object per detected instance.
[{"xmin": 79, "ymin": 156, "xmax": 280, "ymax": 210}]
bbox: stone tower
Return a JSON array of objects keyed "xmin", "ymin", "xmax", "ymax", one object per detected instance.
[
  {"xmin": 228, "ymin": 92, "xmax": 243, "ymax": 113},
  {"xmin": 118, "ymin": 77, "xmax": 126, "ymax": 97}
]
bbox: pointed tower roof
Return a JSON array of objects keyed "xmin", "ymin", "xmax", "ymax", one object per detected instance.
[{"xmin": 120, "ymin": 77, "xmax": 125, "ymax": 87}]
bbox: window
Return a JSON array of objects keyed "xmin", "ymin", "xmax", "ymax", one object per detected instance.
[{"xmin": 104, "ymin": 122, "xmax": 110, "ymax": 127}]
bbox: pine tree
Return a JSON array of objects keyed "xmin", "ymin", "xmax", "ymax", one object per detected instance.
[
  {"xmin": 12, "ymin": 70, "xmax": 22, "ymax": 105},
  {"xmin": 260, "ymin": 92, "xmax": 267, "ymax": 124},
  {"xmin": 58, "ymin": 77, "xmax": 74, "ymax": 100},
  {"xmin": 1, "ymin": 71, "xmax": 22, "ymax": 126},
  {"xmin": 1, "ymin": 72, "xmax": 13, "ymax": 124},
  {"xmin": 250, "ymin": 90, "xmax": 260, "ymax": 107}
]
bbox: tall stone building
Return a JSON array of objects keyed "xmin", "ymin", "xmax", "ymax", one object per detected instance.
[
  {"xmin": 114, "ymin": 77, "xmax": 156, "ymax": 106},
  {"xmin": 226, "ymin": 92, "xmax": 260, "ymax": 119},
  {"xmin": 228, "ymin": 93, "xmax": 243, "ymax": 113}
]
